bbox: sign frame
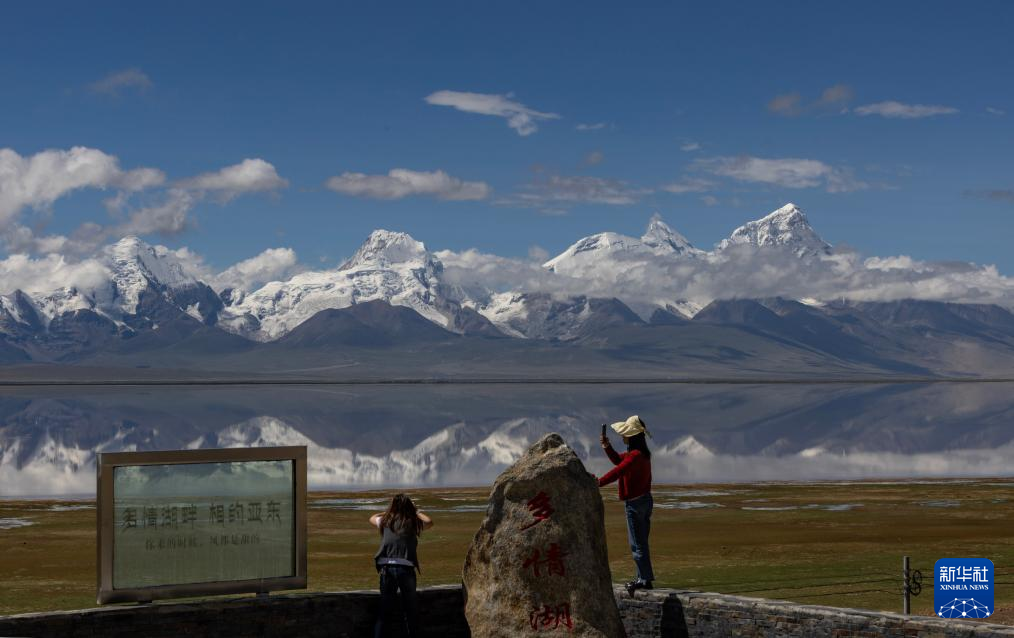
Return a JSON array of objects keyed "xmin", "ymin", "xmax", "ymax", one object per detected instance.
[{"xmin": 96, "ymin": 446, "xmax": 307, "ymax": 604}]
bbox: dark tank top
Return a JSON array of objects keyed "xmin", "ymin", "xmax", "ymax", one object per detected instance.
[{"xmin": 374, "ymin": 519, "xmax": 420, "ymax": 572}]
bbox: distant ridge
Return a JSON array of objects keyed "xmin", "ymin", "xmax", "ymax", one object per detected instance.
[{"xmin": 277, "ymin": 299, "xmax": 457, "ymax": 348}]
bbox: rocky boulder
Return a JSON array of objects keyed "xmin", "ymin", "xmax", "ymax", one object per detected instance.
[{"xmin": 463, "ymin": 433, "xmax": 625, "ymax": 637}]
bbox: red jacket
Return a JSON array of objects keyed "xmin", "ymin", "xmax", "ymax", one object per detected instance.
[{"xmin": 597, "ymin": 446, "xmax": 652, "ymax": 501}]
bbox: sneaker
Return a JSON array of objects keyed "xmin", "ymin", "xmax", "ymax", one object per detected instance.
[{"xmin": 640, "ymin": 580, "xmax": 654, "ymax": 590}]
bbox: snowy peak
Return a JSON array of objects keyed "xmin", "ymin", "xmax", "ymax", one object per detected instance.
[
  {"xmin": 219, "ymin": 229, "xmax": 460, "ymax": 341},
  {"xmin": 105, "ymin": 236, "xmax": 198, "ymax": 291},
  {"xmin": 0, "ymin": 291, "xmax": 42, "ymax": 329},
  {"xmin": 544, "ymin": 215, "xmax": 698, "ymax": 274},
  {"xmin": 657, "ymin": 435, "xmax": 714, "ymax": 458},
  {"xmin": 340, "ymin": 230, "xmax": 432, "ymax": 270},
  {"xmin": 641, "ymin": 215, "xmax": 697, "ymax": 255},
  {"xmin": 543, "ymin": 232, "xmax": 636, "ymax": 270},
  {"xmin": 718, "ymin": 203, "xmax": 831, "ymax": 257},
  {"xmin": 473, "ymin": 292, "xmax": 642, "ymax": 341}
]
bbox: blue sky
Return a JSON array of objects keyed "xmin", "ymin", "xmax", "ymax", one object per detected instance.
[{"xmin": 1, "ymin": 1, "xmax": 1012, "ymax": 273}]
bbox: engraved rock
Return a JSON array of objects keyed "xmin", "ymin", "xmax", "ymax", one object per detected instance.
[{"xmin": 463, "ymin": 433, "xmax": 625, "ymax": 637}]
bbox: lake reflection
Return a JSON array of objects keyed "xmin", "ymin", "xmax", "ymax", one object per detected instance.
[{"xmin": 1, "ymin": 382, "xmax": 1014, "ymax": 495}]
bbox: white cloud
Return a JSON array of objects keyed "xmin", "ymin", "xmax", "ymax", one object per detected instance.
[
  {"xmin": 0, "ymin": 236, "xmax": 303, "ymax": 299},
  {"xmin": 118, "ymin": 189, "xmax": 196, "ymax": 236},
  {"xmin": 116, "ymin": 167, "xmax": 166, "ymax": 192},
  {"xmin": 680, "ymin": 142, "xmax": 701, "ymax": 152},
  {"xmin": 3, "ymin": 226, "xmax": 70, "ymax": 255},
  {"xmin": 701, "ymin": 195, "xmax": 719, "ymax": 207},
  {"xmin": 576, "ymin": 122, "xmax": 607, "ymax": 131},
  {"xmin": 986, "ymin": 107, "xmax": 1006, "ymax": 116},
  {"xmin": 109, "ymin": 159, "xmax": 287, "ymax": 239},
  {"xmin": 212, "ymin": 247, "xmax": 302, "ymax": 292},
  {"xmin": 0, "ymin": 252, "xmax": 111, "ymax": 296},
  {"xmin": 425, "ymin": 90, "xmax": 560, "ymax": 136},
  {"xmin": 0, "ymin": 147, "xmax": 165, "ymax": 229},
  {"xmin": 438, "ymin": 239, "xmax": 1014, "ymax": 319},
  {"xmin": 528, "ymin": 245, "xmax": 550, "ymax": 263},
  {"xmin": 660, "ymin": 177, "xmax": 713, "ymax": 194},
  {"xmin": 178, "ymin": 158, "xmax": 288, "ymax": 201},
  {"xmin": 88, "ymin": 68, "xmax": 152, "ymax": 96},
  {"xmin": 583, "ymin": 150, "xmax": 605, "ymax": 166},
  {"xmin": 325, "ymin": 169, "xmax": 490, "ymax": 201},
  {"xmin": 696, "ymin": 156, "xmax": 867, "ymax": 192},
  {"xmin": 0, "ymin": 149, "xmax": 290, "ymax": 257},
  {"xmin": 854, "ymin": 101, "xmax": 959, "ymax": 119},
  {"xmin": 504, "ymin": 174, "xmax": 650, "ymax": 212}
]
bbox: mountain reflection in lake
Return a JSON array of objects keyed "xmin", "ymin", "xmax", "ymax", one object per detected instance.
[{"xmin": 1, "ymin": 382, "xmax": 1013, "ymax": 496}]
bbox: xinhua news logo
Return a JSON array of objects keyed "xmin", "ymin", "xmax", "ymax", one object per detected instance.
[{"xmin": 934, "ymin": 558, "xmax": 994, "ymax": 619}]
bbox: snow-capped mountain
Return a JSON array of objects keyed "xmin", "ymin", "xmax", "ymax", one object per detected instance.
[
  {"xmin": 12, "ymin": 202, "xmax": 1008, "ymax": 359},
  {"xmin": 0, "ymin": 236, "xmax": 224, "ymax": 358},
  {"xmin": 529, "ymin": 216, "xmax": 708, "ymax": 324},
  {"xmin": 472, "ymin": 292, "xmax": 643, "ymax": 340},
  {"xmin": 218, "ymin": 230, "xmax": 489, "ymax": 341},
  {"xmin": 218, "ymin": 228, "xmax": 651, "ymax": 342},
  {"xmin": 716, "ymin": 203, "xmax": 831, "ymax": 258},
  {"xmin": 106, "ymin": 237, "xmax": 224, "ymax": 330},
  {"xmin": 544, "ymin": 215, "xmax": 702, "ymax": 276},
  {"xmin": 210, "ymin": 415, "xmax": 601, "ymax": 486},
  {"xmin": 1, "ymin": 236, "xmax": 217, "ymax": 326}
]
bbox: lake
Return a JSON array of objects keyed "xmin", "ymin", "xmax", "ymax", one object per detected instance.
[{"xmin": 2, "ymin": 381, "xmax": 1013, "ymax": 496}]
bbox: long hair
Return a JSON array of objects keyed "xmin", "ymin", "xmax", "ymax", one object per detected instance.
[
  {"xmin": 625, "ymin": 432, "xmax": 651, "ymax": 460},
  {"xmin": 379, "ymin": 493, "xmax": 423, "ymax": 536}
]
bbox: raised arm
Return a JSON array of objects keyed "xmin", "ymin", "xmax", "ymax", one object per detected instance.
[
  {"xmin": 597, "ymin": 450, "xmax": 638, "ymax": 487},
  {"xmin": 601, "ymin": 438, "xmax": 623, "ymax": 465},
  {"xmin": 417, "ymin": 511, "xmax": 434, "ymax": 530},
  {"xmin": 369, "ymin": 513, "xmax": 383, "ymax": 529}
]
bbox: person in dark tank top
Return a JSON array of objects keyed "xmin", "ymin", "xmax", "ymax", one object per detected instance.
[{"xmin": 369, "ymin": 493, "xmax": 433, "ymax": 638}]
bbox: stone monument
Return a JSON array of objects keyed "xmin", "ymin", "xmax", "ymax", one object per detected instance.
[{"xmin": 463, "ymin": 433, "xmax": 625, "ymax": 637}]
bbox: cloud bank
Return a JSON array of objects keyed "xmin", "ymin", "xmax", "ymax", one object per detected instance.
[
  {"xmin": 178, "ymin": 158, "xmax": 289, "ymax": 201},
  {"xmin": 325, "ymin": 168, "xmax": 490, "ymax": 201},
  {"xmin": 425, "ymin": 90, "xmax": 560, "ymax": 136},
  {"xmin": 437, "ymin": 238, "xmax": 1014, "ymax": 314},
  {"xmin": 0, "ymin": 147, "xmax": 164, "ymax": 229},
  {"xmin": 0, "ymin": 147, "xmax": 288, "ymax": 256},
  {"xmin": 211, "ymin": 247, "xmax": 303, "ymax": 292},
  {"xmin": 854, "ymin": 101, "xmax": 959, "ymax": 119},
  {"xmin": 695, "ymin": 156, "xmax": 867, "ymax": 193},
  {"xmin": 501, "ymin": 174, "xmax": 650, "ymax": 213},
  {"xmin": 88, "ymin": 68, "xmax": 153, "ymax": 96}
]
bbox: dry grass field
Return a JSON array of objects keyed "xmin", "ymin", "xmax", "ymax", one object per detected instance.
[{"xmin": 2, "ymin": 479, "xmax": 1013, "ymax": 623}]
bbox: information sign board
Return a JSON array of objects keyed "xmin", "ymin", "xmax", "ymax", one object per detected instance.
[{"xmin": 97, "ymin": 446, "xmax": 307, "ymax": 604}]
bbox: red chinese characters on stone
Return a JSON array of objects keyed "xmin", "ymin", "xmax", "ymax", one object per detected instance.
[
  {"xmin": 529, "ymin": 603, "xmax": 574, "ymax": 632},
  {"xmin": 520, "ymin": 491, "xmax": 555, "ymax": 531},
  {"xmin": 522, "ymin": 543, "xmax": 568, "ymax": 578}
]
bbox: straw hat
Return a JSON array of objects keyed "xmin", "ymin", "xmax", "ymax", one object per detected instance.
[{"xmin": 609, "ymin": 415, "xmax": 649, "ymax": 438}]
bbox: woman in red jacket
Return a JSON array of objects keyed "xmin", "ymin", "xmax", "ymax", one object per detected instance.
[{"xmin": 597, "ymin": 415, "xmax": 654, "ymax": 595}]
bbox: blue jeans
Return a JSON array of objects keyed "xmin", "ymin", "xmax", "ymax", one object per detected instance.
[
  {"xmin": 624, "ymin": 493, "xmax": 655, "ymax": 582},
  {"xmin": 374, "ymin": 565, "xmax": 420, "ymax": 638}
]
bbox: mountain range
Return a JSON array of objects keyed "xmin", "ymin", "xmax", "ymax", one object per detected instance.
[
  {"xmin": 4, "ymin": 380, "xmax": 1014, "ymax": 494},
  {"xmin": 4, "ymin": 203, "xmax": 1014, "ymax": 378}
]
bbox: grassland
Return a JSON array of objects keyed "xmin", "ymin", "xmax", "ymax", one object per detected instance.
[{"xmin": 2, "ymin": 479, "xmax": 1013, "ymax": 623}]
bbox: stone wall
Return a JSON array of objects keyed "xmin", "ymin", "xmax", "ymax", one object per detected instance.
[
  {"xmin": 615, "ymin": 588, "xmax": 1014, "ymax": 638},
  {"xmin": 3, "ymin": 585, "xmax": 1014, "ymax": 637},
  {"xmin": 0, "ymin": 586, "xmax": 467, "ymax": 638}
]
